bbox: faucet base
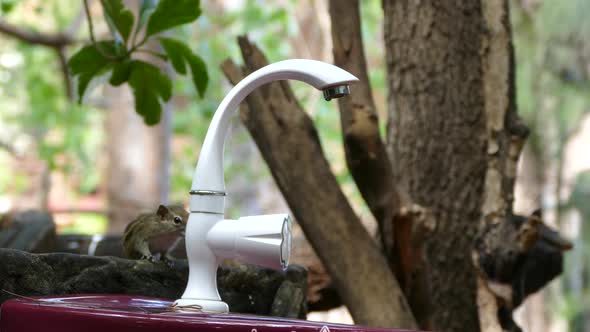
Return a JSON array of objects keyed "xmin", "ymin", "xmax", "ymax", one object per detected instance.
[{"xmin": 173, "ymin": 298, "xmax": 229, "ymax": 313}]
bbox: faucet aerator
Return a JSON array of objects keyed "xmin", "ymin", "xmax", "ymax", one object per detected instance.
[{"xmin": 322, "ymin": 85, "xmax": 350, "ymax": 101}]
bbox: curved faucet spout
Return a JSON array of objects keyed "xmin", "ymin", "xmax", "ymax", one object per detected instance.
[
  {"xmin": 189, "ymin": 59, "xmax": 358, "ymax": 213},
  {"xmin": 178, "ymin": 59, "xmax": 358, "ymax": 312}
]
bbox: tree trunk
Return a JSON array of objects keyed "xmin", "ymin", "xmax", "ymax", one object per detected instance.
[
  {"xmin": 105, "ymin": 86, "xmax": 169, "ymax": 233},
  {"xmin": 221, "ymin": 37, "xmax": 417, "ymax": 329},
  {"xmin": 384, "ymin": 1, "xmax": 527, "ymax": 331},
  {"xmin": 328, "ymin": 1, "xmax": 433, "ymax": 326}
]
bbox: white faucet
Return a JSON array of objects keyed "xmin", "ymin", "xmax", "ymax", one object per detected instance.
[{"xmin": 174, "ymin": 59, "xmax": 359, "ymax": 313}]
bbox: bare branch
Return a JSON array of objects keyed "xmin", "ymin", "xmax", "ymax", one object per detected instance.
[
  {"xmin": 0, "ymin": 20, "xmax": 74, "ymax": 47},
  {"xmin": 0, "ymin": 19, "xmax": 78, "ymax": 101},
  {"xmin": 83, "ymin": 0, "xmax": 97, "ymax": 45},
  {"xmin": 328, "ymin": 0, "xmax": 400, "ymax": 256},
  {"xmin": 56, "ymin": 46, "xmax": 73, "ymax": 100}
]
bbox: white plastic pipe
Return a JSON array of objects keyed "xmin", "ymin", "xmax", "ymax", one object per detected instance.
[{"xmin": 176, "ymin": 59, "xmax": 359, "ymax": 313}]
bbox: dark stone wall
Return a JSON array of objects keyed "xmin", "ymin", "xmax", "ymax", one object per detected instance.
[{"xmin": 0, "ymin": 249, "xmax": 307, "ymax": 317}]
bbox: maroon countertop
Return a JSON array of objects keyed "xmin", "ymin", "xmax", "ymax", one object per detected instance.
[{"xmin": 0, "ymin": 294, "xmax": 420, "ymax": 332}]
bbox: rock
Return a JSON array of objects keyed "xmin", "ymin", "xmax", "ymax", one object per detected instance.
[
  {"xmin": 271, "ymin": 281, "xmax": 306, "ymax": 318},
  {"xmin": 55, "ymin": 234, "xmax": 125, "ymax": 256},
  {"xmin": 269, "ymin": 265, "xmax": 307, "ymax": 318},
  {"xmin": 0, "ymin": 249, "xmax": 307, "ymax": 317},
  {"xmin": 55, "ymin": 234, "xmax": 187, "ymax": 258},
  {"xmin": 0, "ymin": 210, "xmax": 56, "ymax": 253}
]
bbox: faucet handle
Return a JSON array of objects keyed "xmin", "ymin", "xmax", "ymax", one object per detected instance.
[{"xmin": 206, "ymin": 214, "xmax": 292, "ymax": 270}]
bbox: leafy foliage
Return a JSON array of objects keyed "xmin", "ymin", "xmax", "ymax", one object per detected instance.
[
  {"xmin": 109, "ymin": 60, "xmax": 132, "ymax": 86},
  {"xmin": 100, "ymin": 0, "xmax": 134, "ymax": 43},
  {"xmin": 67, "ymin": 0, "xmax": 207, "ymax": 125},
  {"xmin": 159, "ymin": 37, "xmax": 208, "ymax": 97},
  {"xmin": 68, "ymin": 41, "xmax": 119, "ymax": 102},
  {"xmin": 128, "ymin": 60, "xmax": 172, "ymax": 125},
  {"xmin": 146, "ymin": 0, "xmax": 202, "ymax": 38},
  {"xmin": 0, "ymin": 0, "xmax": 18, "ymax": 14}
]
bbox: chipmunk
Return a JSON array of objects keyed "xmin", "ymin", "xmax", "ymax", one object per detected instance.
[{"xmin": 123, "ymin": 204, "xmax": 189, "ymax": 265}]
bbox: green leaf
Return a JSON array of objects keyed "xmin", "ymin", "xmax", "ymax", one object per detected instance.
[
  {"xmin": 136, "ymin": 87, "xmax": 161, "ymax": 125},
  {"xmin": 159, "ymin": 37, "xmax": 187, "ymax": 74},
  {"xmin": 128, "ymin": 60, "xmax": 172, "ymax": 125},
  {"xmin": 146, "ymin": 0, "xmax": 201, "ymax": 37},
  {"xmin": 159, "ymin": 37, "xmax": 208, "ymax": 97},
  {"xmin": 109, "ymin": 60, "xmax": 132, "ymax": 86},
  {"xmin": 69, "ymin": 42, "xmax": 118, "ymax": 75},
  {"xmin": 68, "ymin": 41, "xmax": 118, "ymax": 102},
  {"xmin": 100, "ymin": 0, "xmax": 134, "ymax": 42},
  {"xmin": 1, "ymin": 0, "xmax": 18, "ymax": 14},
  {"xmin": 186, "ymin": 53, "xmax": 208, "ymax": 98}
]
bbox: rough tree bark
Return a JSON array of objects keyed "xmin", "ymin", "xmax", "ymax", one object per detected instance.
[
  {"xmin": 328, "ymin": 1, "xmax": 431, "ymax": 327},
  {"xmin": 220, "ymin": 37, "xmax": 416, "ymax": 329},
  {"xmin": 383, "ymin": 1, "xmax": 550, "ymax": 331},
  {"xmin": 328, "ymin": 0, "xmax": 399, "ymax": 258}
]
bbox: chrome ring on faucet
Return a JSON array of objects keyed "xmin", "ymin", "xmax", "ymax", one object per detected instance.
[{"xmin": 189, "ymin": 190, "xmax": 226, "ymax": 196}]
